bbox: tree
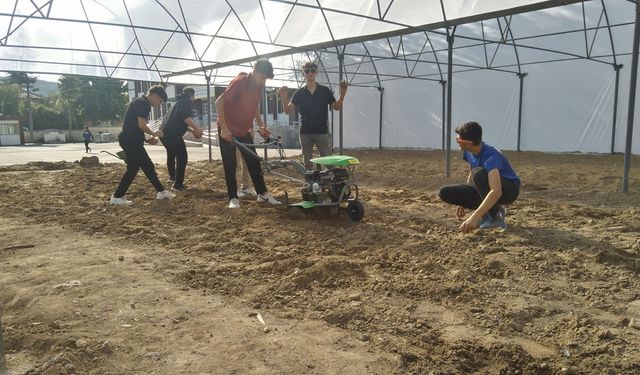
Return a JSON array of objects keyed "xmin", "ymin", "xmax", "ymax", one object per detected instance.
[
  {"xmin": 31, "ymin": 95, "xmax": 72, "ymax": 130},
  {"xmin": 0, "ymin": 84, "xmax": 22, "ymax": 117},
  {"xmin": 6, "ymin": 72, "xmax": 38, "ymax": 138},
  {"xmin": 58, "ymin": 75, "xmax": 85, "ymax": 131},
  {"xmin": 59, "ymin": 75, "xmax": 127, "ymax": 127}
]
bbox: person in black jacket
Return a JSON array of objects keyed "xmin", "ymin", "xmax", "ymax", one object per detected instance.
[
  {"xmin": 110, "ymin": 85, "xmax": 174, "ymax": 205},
  {"xmin": 160, "ymin": 87, "xmax": 203, "ymax": 192}
]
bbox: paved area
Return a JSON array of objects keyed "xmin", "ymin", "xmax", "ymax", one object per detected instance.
[{"xmin": 0, "ymin": 142, "xmax": 301, "ymax": 165}]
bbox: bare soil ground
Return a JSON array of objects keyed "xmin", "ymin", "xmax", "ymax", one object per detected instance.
[{"xmin": 1, "ymin": 150, "xmax": 639, "ymax": 375}]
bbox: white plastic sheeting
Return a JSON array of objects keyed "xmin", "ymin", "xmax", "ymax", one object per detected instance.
[
  {"xmin": 311, "ymin": 0, "xmax": 638, "ymax": 155},
  {"xmin": 0, "ymin": 0, "xmax": 581, "ymax": 80},
  {"xmin": 339, "ymin": 59, "xmax": 640, "ymax": 154},
  {"xmin": 0, "ymin": 0, "xmax": 637, "ymax": 156}
]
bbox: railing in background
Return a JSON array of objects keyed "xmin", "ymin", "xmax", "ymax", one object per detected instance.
[{"xmin": 149, "ymin": 115, "xmax": 302, "ymax": 149}]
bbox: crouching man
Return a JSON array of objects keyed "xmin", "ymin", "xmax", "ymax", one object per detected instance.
[{"xmin": 439, "ymin": 121, "xmax": 520, "ymax": 232}]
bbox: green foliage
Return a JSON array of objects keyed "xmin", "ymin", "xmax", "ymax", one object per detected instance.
[
  {"xmin": 59, "ymin": 75, "xmax": 128, "ymax": 127},
  {"xmin": 5, "ymin": 72, "xmax": 37, "ymax": 127},
  {"xmin": 31, "ymin": 94, "xmax": 79, "ymax": 130},
  {"xmin": 1, "ymin": 73, "xmax": 128, "ymax": 129},
  {"xmin": 0, "ymin": 84, "xmax": 22, "ymax": 116},
  {"xmin": 6, "ymin": 72, "xmax": 38, "ymax": 91}
]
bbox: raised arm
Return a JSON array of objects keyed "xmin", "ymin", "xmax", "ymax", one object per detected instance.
[
  {"xmin": 278, "ymin": 86, "xmax": 295, "ymax": 114},
  {"xmin": 331, "ymin": 80, "xmax": 348, "ymax": 111}
]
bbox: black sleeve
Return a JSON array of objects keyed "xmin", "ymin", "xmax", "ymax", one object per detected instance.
[
  {"xmin": 177, "ymin": 99, "xmax": 193, "ymax": 121},
  {"xmin": 161, "ymin": 105, "xmax": 175, "ymax": 129},
  {"xmin": 326, "ymin": 86, "xmax": 336, "ymax": 105},
  {"xmin": 291, "ymin": 88, "xmax": 302, "ymax": 106},
  {"xmin": 134, "ymin": 99, "xmax": 150, "ymax": 120}
]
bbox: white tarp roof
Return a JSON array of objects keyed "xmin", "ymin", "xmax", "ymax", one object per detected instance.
[
  {"xmin": 0, "ymin": 0, "xmax": 637, "ymax": 186},
  {"xmin": 0, "ymin": 0, "xmax": 585, "ymax": 83}
]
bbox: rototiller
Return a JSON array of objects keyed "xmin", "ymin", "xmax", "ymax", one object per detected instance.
[{"xmin": 234, "ymin": 136, "xmax": 364, "ymax": 221}]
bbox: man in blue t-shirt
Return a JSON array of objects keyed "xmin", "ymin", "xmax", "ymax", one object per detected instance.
[{"xmin": 439, "ymin": 121, "xmax": 520, "ymax": 232}]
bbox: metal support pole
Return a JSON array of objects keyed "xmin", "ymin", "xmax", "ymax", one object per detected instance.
[
  {"xmin": 0, "ymin": 316, "xmax": 7, "ymax": 375},
  {"xmin": 68, "ymin": 101, "xmax": 73, "ymax": 140},
  {"xmin": 263, "ymin": 87, "xmax": 268, "ymax": 159},
  {"xmin": 274, "ymin": 89, "xmax": 278, "ymax": 121},
  {"xmin": 611, "ymin": 64, "xmax": 623, "ymax": 154},
  {"xmin": 517, "ymin": 72, "xmax": 528, "ymax": 152},
  {"xmin": 440, "ymin": 80, "xmax": 446, "ymax": 151},
  {"xmin": 378, "ymin": 87, "xmax": 384, "ymax": 149},
  {"xmin": 446, "ymin": 29, "xmax": 455, "ymax": 177},
  {"xmin": 262, "ymin": 87, "xmax": 268, "ymax": 125},
  {"xmin": 331, "ymin": 110, "xmax": 334, "ymax": 152},
  {"xmin": 338, "ymin": 50, "xmax": 344, "ymax": 155},
  {"xmin": 27, "ymin": 82, "xmax": 34, "ymax": 142},
  {"xmin": 623, "ymin": 0, "xmax": 640, "ymax": 193},
  {"xmin": 206, "ymin": 75, "xmax": 212, "ymax": 163}
]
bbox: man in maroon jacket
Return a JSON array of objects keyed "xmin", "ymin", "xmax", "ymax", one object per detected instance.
[{"xmin": 215, "ymin": 60, "xmax": 281, "ymax": 209}]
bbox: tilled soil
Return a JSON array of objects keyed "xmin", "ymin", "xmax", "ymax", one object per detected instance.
[{"xmin": 1, "ymin": 149, "xmax": 639, "ymax": 374}]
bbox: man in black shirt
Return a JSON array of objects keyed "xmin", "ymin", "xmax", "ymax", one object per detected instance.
[
  {"xmin": 279, "ymin": 62, "xmax": 348, "ymax": 169},
  {"xmin": 110, "ymin": 85, "xmax": 174, "ymax": 205},
  {"xmin": 160, "ymin": 87, "xmax": 203, "ymax": 192}
]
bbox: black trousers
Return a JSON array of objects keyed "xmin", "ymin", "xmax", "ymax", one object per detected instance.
[
  {"xmin": 439, "ymin": 167, "xmax": 519, "ymax": 217},
  {"xmin": 161, "ymin": 135, "xmax": 188, "ymax": 187},
  {"xmin": 114, "ymin": 138, "xmax": 164, "ymax": 198},
  {"xmin": 84, "ymin": 140, "xmax": 91, "ymax": 152},
  {"xmin": 219, "ymin": 133, "xmax": 267, "ymax": 200}
]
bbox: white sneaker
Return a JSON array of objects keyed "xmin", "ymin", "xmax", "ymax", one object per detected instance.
[
  {"xmin": 110, "ymin": 195, "xmax": 133, "ymax": 206},
  {"xmin": 257, "ymin": 192, "xmax": 281, "ymax": 205},
  {"xmin": 156, "ymin": 190, "xmax": 175, "ymax": 200},
  {"xmin": 228, "ymin": 198, "xmax": 240, "ymax": 209},
  {"xmin": 237, "ymin": 187, "xmax": 257, "ymax": 198}
]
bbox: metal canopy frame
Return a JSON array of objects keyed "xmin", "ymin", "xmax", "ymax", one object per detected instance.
[{"xmin": 0, "ymin": 0, "xmax": 638, "ymax": 191}]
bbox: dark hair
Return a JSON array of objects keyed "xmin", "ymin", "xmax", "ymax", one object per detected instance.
[
  {"xmin": 254, "ymin": 59, "xmax": 274, "ymax": 79},
  {"xmin": 182, "ymin": 86, "xmax": 195, "ymax": 97},
  {"xmin": 148, "ymin": 85, "xmax": 168, "ymax": 101},
  {"xmin": 455, "ymin": 121, "xmax": 483, "ymax": 145},
  {"xmin": 302, "ymin": 61, "xmax": 318, "ymax": 71}
]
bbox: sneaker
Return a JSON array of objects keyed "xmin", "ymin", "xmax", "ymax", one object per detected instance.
[
  {"xmin": 478, "ymin": 213, "xmax": 492, "ymax": 228},
  {"xmin": 237, "ymin": 187, "xmax": 257, "ymax": 198},
  {"xmin": 110, "ymin": 195, "xmax": 133, "ymax": 206},
  {"xmin": 228, "ymin": 198, "xmax": 240, "ymax": 209},
  {"xmin": 171, "ymin": 185, "xmax": 184, "ymax": 193},
  {"xmin": 479, "ymin": 213, "xmax": 507, "ymax": 230},
  {"xmin": 257, "ymin": 192, "xmax": 281, "ymax": 205},
  {"xmin": 498, "ymin": 205, "xmax": 507, "ymax": 217},
  {"xmin": 156, "ymin": 190, "xmax": 175, "ymax": 200}
]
